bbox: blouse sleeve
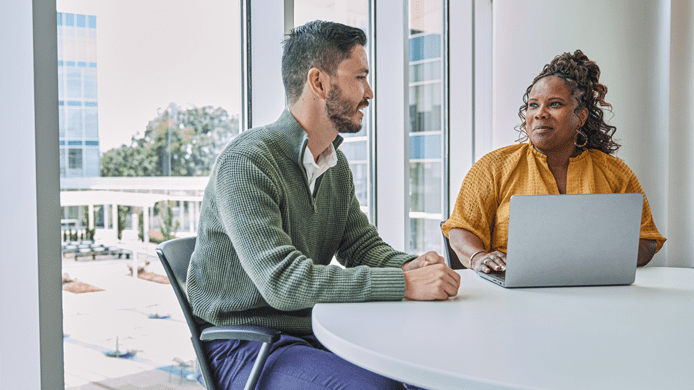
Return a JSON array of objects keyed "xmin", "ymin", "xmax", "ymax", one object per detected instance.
[
  {"xmin": 442, "ymin": 154, "xmax": 499, "ymax": 252},
  {"xmin": 621, "ymin": 167, "xmax": 667, "ymax": 252}
]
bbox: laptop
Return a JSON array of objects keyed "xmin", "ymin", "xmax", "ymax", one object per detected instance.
[{"xmin": 478, "ymin": 193, "xmax": 643, "ymax": 288}]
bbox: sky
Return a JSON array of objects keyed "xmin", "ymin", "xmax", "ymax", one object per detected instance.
[{"xmin": 57, "ymin": 0, "xmax": 241, "ymax": 152}]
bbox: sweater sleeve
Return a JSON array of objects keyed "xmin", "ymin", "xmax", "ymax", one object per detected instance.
[
  {"xmin": 335, "ymin": 168, "xmax": 417, "ymax": 270},
  {"xmin": 214, "ymin": 153, "xmax": 406, "ymax": 311}
]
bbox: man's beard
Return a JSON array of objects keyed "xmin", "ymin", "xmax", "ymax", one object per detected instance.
[{"xmin": 325, "ymin": 84, "xmax": 367, "ymax": 134}]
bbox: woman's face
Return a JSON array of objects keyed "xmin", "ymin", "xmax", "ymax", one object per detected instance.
[{"xmin": 526, "ymin": 76, "xmax": 587, "ymax": 157}]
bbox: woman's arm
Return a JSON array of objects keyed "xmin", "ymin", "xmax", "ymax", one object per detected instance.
[
  {"xmin": 449, "ymin": 228, "xmax": 506, "ymax": 272},
  {"xmin": 637, "ymin": 239, "xmax": 657, "ymax": 267}
]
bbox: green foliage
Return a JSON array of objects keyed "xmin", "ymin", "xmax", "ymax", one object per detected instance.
[
  {"xmin": 157, "ymin": 201, "xmax": 180, "ymax": 241},
  {"xmin": 117, "ymin": 206, "xmax": 130, "ymax": 240},
  {"xmin": 138, "ymin": 209, "xmax": 144, "ymax": 242},
  {"xmin": 101, "ymin": 104, "xmax": 239, "ymax": 177}
]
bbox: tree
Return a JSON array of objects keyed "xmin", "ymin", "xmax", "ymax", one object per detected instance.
[
  {"xmin": 117, "ymin": 206, "xmax": 130, "ymax": 240},
  {"xmin": 157, "ymin": 201, "xmax": 180, "ymax": 241},
  {"xmin": 101, "ymin": 104, "xmax": 239, "ymax": 177}
]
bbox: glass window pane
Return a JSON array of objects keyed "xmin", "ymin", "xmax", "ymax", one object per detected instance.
[
  {"xmin": 67, "ymin": 108, "xmax": 82, "ymax": 138},
  {"xmin": 58, "ymin": 67, "xmax": 64, "ymax": 99},
  {"xmin": 410, "ymin": 59, "xmax": 441, "ymax": 83},
  {"xmin": 68, "ymin": 148, "xmax": 82, "ymax": 169},
  {"xmin": 57, "ymin": 2, "xmax": 241, "ymax": 387},
  {"xmin": 409, "ymin": 218, "xmax": 443, "ymax": 257},
  {"xmin": 84, "ymin": 109, "xmax": 98, "ymax": 138},
  {"xmin": 410, "ymin": 83, "xmax": 442, "ymax": 132},
  {"xmin": 66, "ymin": 68, "xmax": 82, "ymax": 98},
  {"xmin": 408, "ymin": 0, "xmax": 444, "ymax": 255},
  {"xmin": 294, "ymin": 0, "xmax": 373, "ymax": 213},
  {"xmin": 340, "ymin": 139, "xmax": 367, "ymax": 162},
  {"xmin": 410, "ymin": 133, "xmax": 441, "ymax": 160},
  {"xmin": 84, "ymin": 71, "xmax": 97, "ymax": 99},
  {"xmin": 84, "ymin": 148, "xmax": 100, "ymax": 176},
  {"xmin": 410, "ymin": 161, "xmax": 442, "ymax": 213},
  {"xmin": 59, "ymin": 107, "xmax": 66, "ymax": 137},
  {"xmin": 60, "ymin": 148, "xmax": 66, "ymax": 176}
]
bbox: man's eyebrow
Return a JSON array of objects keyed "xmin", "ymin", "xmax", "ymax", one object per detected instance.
[{"xmin": 358, "ymin": 67, "xmax": 369, "ymax": 75}]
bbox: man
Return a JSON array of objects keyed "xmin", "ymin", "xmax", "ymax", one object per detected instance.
[{"xmin": 188, "ymin": 20, "xmax": 461, "ymax": 389}]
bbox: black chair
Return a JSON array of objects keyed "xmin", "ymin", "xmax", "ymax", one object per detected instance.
[
  {"xmin": 440, "ymin": 221, "xmax": 466, "ymax": 270},
  {"xmin": 155, "ymin": 236, "xmax": 281, "ymax": 390}
]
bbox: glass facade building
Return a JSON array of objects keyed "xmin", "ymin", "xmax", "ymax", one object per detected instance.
[
  {"xmin": 58, "ymin": 12, "xmax": 100, "ymax": 178},
  {"xmin": 408, "ymin": 5, "xmax": 444, "ymax": 255}
]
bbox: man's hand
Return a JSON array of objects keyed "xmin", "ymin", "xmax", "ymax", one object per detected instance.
[
  {"xmin": 403, "ymin": 263, "xmax": 461, "ymax": 300},
  {"xmin": 402, "ymin": 251, "xmax": 446, "ymax": 271}
]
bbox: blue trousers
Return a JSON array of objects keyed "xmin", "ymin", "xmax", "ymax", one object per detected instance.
[{"xmin": 206, "ymin": 333, "xmax": 407, "ymax": 390}]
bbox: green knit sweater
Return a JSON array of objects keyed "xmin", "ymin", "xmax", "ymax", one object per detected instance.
[{"xmin": 187, "ymin": 109, "xmax": 415, "ymax": 334}]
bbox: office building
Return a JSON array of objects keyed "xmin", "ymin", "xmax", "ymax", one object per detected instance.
[{"xmin": 58, "ymin": 12, "xmax": 100, "ymax": 178}]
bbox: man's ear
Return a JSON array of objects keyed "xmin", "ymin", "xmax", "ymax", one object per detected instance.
[{"xmin": 307, "ymin": 67, "xmax": 329, "ymax": 100}]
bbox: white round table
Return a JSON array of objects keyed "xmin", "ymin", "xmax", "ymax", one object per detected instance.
[{"xmin": 313, "ymin": 267, "xmax": 694, "ymax": 390}]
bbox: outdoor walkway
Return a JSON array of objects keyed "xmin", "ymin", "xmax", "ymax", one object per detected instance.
[{"xmin": 62, "ymin": 243, "xmax": 205, "ymax": 390}]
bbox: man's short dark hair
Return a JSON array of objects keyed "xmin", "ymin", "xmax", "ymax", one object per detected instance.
[{"xmin": 282, "ymin": 20, "xmax": 367, "ymax": 104}]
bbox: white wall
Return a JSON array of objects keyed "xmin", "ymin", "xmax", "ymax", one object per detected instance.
[
  {"xmin": 492, "ymin": 0, "xmax": 684, "ymax": 266},
  {"xmin": 667, "ymin": 0, "xmax": 694, "ymax": 267},
  {"xmin": 0, "ymin": 0, "xmax": 64, "ymax": 388}
]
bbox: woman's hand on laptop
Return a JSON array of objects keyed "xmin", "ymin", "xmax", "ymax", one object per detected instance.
[{"xmin": 471, "ymin": 251, "xmax": 506, "ymax": 273}]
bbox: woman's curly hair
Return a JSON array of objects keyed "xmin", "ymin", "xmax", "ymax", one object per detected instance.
[{"xmin": 516, "ymin": 49, "xmax": 620, "ymax": 155}]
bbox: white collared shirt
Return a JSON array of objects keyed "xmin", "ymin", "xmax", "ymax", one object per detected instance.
[{"xmin": 303, "ymin": 143, "xmax": 338, "ymax": 194}]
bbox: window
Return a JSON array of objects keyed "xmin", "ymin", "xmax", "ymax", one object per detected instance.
[
  {"xmin": 58, "ymin": 1, "xmax": 241, "ymax": 388},
  {"xmin": 408, "ymin": 0, "xmax": 445, "ymax": 255},
  {"xmin": 294, "ymin": 0, "xmax": 373, "ymax": 217},
  {"xmin": 68, "ymin": 148, "xmax": 82, "ymax": 169},
  {"xmin": 66, "ymin": 68, "xmax": 82, "ymax": 99},
  {"xmin": 84, "ymin": 109, "xmax": 98, "ymax": 138},
  {"xmin": 67, "ymin": 107, "xmax": 82, "ymax": 138}
]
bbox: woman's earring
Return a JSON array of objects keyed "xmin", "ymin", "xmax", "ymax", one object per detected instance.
[{"xmin": 574, "ymin": 128, "xmax": 588, "ymax": 148}]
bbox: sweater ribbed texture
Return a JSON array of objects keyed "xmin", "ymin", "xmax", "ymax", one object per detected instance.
[{"xmin": 187, "ymin": 109, "xmax": 414, "ymax": 334}]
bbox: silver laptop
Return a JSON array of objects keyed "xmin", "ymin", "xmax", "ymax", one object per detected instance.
[{"xmin": 478, "ymin": 193, "xmax": 643, "ymax": 288}]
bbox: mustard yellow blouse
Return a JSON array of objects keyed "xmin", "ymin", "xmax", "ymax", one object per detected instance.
[{"xmin": 442, "ymin": 143, "xmax": 666, "ymax": 253}]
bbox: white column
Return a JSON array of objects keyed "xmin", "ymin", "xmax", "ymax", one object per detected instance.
[
  {"xmin": 144, "ymin": 206, "xmax": 150, "ymax": 245},
  {"xmin": 195, "ymin": 201, "xmax": 200, "ymax": 232},
  {"xmin": 135, "ymin": 205, "xmax": 151, "ymax": 279},
  {"xmin": 112, "ymin": 203, "xmax": 118, "ymax": 235},
  {"xmin": 374, "ymin": 0, "xmax": 409, "ymax": 251},
  {"xmin": 448, "ymin": 0, "xmax": 474, "ymax": 212},
  {"xmin": 103, "ymin": 204, "xmax": 109, "ymax": 230},
  {"xmin": 667, "ymin": 0, "xmax": 694, "ymax": 268},
  {"xmin": 189, "ymin": 201, "xmax": 195, "ymax": 233},
  {"xmin": 179, "ymin": 200, "xmax": 185, "ymax": 232},
  {"xmin": 88, "ymin": 204, "xmax": 94, "ymax": 230},
  {"xmin": 473, "ymin": 0, "xmax": 493, "ymax": 160},
  {"xmin": 0, "ymin": 0, "xmax": 63, "ymax": 388}
]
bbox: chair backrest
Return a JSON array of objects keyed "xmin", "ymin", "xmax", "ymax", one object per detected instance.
[
  {"xmin": 156, "ymin": 236, "xmax": 217, "ymax": 390},
  {"xmin": 440, "ymin": 221, "xmax": 466, "ymax": 270}
]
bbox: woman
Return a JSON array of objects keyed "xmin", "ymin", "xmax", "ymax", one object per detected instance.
[{"xmin": 442, "ymin": 50, "xmax": 666, "ymax": 273}]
